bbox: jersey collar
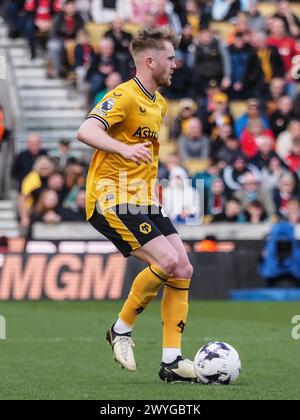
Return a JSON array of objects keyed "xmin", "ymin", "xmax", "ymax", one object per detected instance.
[{"xmin": 133, "ymin": 77, "xmax": 156, "ymax": 102}]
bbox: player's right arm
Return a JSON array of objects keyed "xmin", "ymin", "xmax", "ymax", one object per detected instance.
[{"xmin": 77, "ymin": 118, "xmax": 152, "ymax": 165}]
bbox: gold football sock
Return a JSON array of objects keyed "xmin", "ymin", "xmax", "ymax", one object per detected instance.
[
  {"xmin": 161, "ymin": 278, "xmax": 191, "ymax": 348},
  {"xmin": 119, "ymin": 265, "xmax": 171, "ymax": 327}
]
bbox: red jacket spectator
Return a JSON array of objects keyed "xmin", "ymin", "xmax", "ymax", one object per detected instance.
[
  {"xmin": 24, "ymin": 0, "xmax": 61, "ymax": 21},
  {"xmin": 285, "ymin": 139, "xmax": 300, "ymax": 173}
]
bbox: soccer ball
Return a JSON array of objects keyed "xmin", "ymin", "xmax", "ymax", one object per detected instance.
[{"xmin": 194, "ymin": 341, "xmax": 241, "ymax": 385}]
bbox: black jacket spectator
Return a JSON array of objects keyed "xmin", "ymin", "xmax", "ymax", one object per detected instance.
[
  {"xmin": 12, "ymin": 148, "xmax": 48, "ymax": 190},
  {"xmin": 242, "ymin": 46, "xmax": 285, "ymax": 95},
  {"xmin": 51, "ymin": 10, "xmax": 84, "ymax": 40}
]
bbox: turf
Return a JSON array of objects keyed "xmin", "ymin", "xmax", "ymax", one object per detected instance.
[{"xmin": 0, "ymin": 300, "xmax": 299, "ymax": 400}]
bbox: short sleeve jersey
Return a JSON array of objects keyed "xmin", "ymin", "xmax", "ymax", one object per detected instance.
[{"xmin": 85, "ymin": 77, "xmax": 167, "ymax": 220}]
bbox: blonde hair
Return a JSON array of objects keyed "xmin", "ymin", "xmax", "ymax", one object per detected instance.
[{"xmin": 131, "ymin": 27, "xmax": 181, "ymax": 55}]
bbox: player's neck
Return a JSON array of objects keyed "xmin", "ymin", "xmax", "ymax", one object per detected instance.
[{"xmin": 135, "ymin": 73, "xmax": 158, "ymax": 96}]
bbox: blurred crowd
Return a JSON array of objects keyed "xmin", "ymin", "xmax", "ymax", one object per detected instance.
[{"xmin": 1, "ymin": 0, "xmax": 300, "ymax": 229}]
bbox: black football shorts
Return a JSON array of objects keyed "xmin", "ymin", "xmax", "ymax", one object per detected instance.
[{"xmin": 89, "ymin": 204, "xmax": 178, "ymax": 257}]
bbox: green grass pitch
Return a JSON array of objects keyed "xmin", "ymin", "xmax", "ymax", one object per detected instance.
[{"xmin": 0, "ymin": 300, "xmax": 299, "ymax": 400}]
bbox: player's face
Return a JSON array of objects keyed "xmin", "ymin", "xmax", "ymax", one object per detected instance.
[{"xmin": 152, "ymin": 41, "xmax": 176, "ymax": 88}]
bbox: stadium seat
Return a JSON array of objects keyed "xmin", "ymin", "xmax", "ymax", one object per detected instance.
[
  {"xmin": 165, "ymin": 99, "xmax": 181, "ymax": 125},
  {"xmin": 85, "ymin": 22, "xmax": 139, "ymax": 50},
  {"xmin": 257, "ymin": 2, "xmax": 300, "ymax": 17},
  {"xmin": 183, "ymin": 159, "xmax": 210, "ymax": 176},
  {"xmin": 230, "ymin": 100, "xmax": 247, "ymax": 118},
  {"xmin": 210, "ymin": 21, "xmax": 234, "ymax": 39},
  {"xmin": 159, "ymin": 123, "xmax": 170, "ymax": 144},
  {"xmin": 159, "ymin": 143, "xmax": 178, "ymax": 162}
]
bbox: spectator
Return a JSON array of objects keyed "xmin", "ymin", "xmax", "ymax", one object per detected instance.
[
  {"xmin": 211, "ymin": 0, "xmax": 242, "ymax": 21},
  {"xmin": 233, "ymin": 171, "xmax": 276, "ymax": 218},
  {"xmin": 235, "ymin": 98, "xmax": 270, "ymax": 140},
  {"xmin": 157, "ymin": 153, "xmax": 181, "ymax": 180},
  {"xmin": 154, "ymin": 0, "xmax": 182, "ymax": 34},
  {"xmin": 0, "ymin": 105, "xmax": 10, "ymax": 146},
  {"xmin": 74, "ymin": 29, "xmax": 95, "ymax": 98},
  {"xmin": 184, "ymin": 0, "xmax": 201, "ymax": 35},
  {"xmin": 48, "ymin": 0, "xmax": 85, "ymax": 77},
  {"xmin": 129, "ymin": 0, "xmax": 156, "ymax": 25},
  {"xmin": 178, "ymin": 24, "xmax": 194, "ymax": 57},
  {"xmin": 203, "ymin": 92, "xmax": 234, "ymax": 140},
  {"xmin": 240, "ymin": 120, "xmax": 275, "ymax": 159},
  {"xmin": 94, "ymin": 71, "xmax": 122, "ymax": 105},
  {"xmin": 265, "ymin": 77, "xmax": 286, "ymax": 116},
  {"xmin": 86, "ymin": 37, "xmax": 120, "ymax": 104},
  {"xmin": 222, "ymin": 153, "xmax": 260, "ymax": 192},
  {"xmin": 261, "ymin": 155, "xmax": 292, "ymax": 192},
  {"xmin": 241, "ymin": 32, "xmax": 285, "ymax": 99},
  {"xmin": 104, "ymin": 16, "xmax": 133, "ymax": 80},
  {"xmin": 11, "ymin": 133, "xmax": 47, "ymax": 190},
  {"xmin": 276, "ymin": 119, "xmax": 300, "ymax": 160},
  {"xmin": 272, "ymin": 0, "xmax": 300, "ymax": 38},
  {"xmin": 5, "ymin": 0, "xmax": 25, "ymax": 39},
  {"xmin": 192, "ymin": 159, "xmax": 221, "ymax": 193},
  {"xmin": 228, "ymin": 31, "xmax": 252, "ymax": 99},
  {"xmin": 49, "ymin": 138, "xmax": 79, "ymax": 170},
  {"xmin": 75, "ymin": 0, "xmax": 92, "ymax": 21},
  {"xmin": 190, "ymin": 28, "xmax": 231, "ymax": 96},
  {"xmin": 206, "ymin": 178, "xmax": 228, "ymax": 217},
  {"xmin": 250, "ymin": 135, "xmax": 278, "ymax": 171},
  {"xmin": 267, "ymin": 18, "xmax": 298, "ymax": 96},
  {"xmin": 286, "ymin": 199, "xmax": 300, "ymax": 224},
  {"xmin": 90, "ymin": 0, "xmax": 130, "ymax": 23},
  {"xmin": 285, "ymin": 138, "xmax": 300, "ymax": 176},
  {"xmin": 270, "ymin": 96, "xmax": 294, "ymax": 138},
  {"xmin": 244, "ymin": 0, "xmax": 265, "ymax": 33},
  {"xmin": 162, "ymin": 166, "xmax": 201, "ymax": 224},
  {"xmin": 273, "ymin": 173, "xmax": 299, "ymax": 218},
  {"xmin": 169, "ymin": 97, "xmax": 198, "ymax": 140},
  {"xmin": 70, "ymin": 187, "xmax": 86, "ymax": 220},
  {"xmin": 31, "ymin": 189, "xmax": 78, "ymax": 224},
  {"xmin": 227, "ymin": 14, "xmax": 251, "ymax": 46},
  {"xmin": 163, "ymin": 49, "xmax": 194, "ymax": 99},
  {"xmin": 23, "ymin": 0, "xmax": 61, "ymax": 59},
  {"xmin": 19, "ymin": 156, "xmax": 55, "ymax": 228},
  {"xmin": 245, "ymin": 199, "xmax": 267, "ymax": 223},
  {"xmin": 63, "ymin": 160, "xmax": 85, "ymax": 207},
  {"xmin": 211, "ymin": 198, "xmax": 245, "ymax": 222},
  {"xmin": 0, "ymin": 105, "xmax": 11, "ymax": 199},
  {"xmin": 209, "ymin": 123, "xmax": 232, "ymax": 160},
  {"xmin": 215, "ymin": 135, "xmax": 241, "ymax": 165},
  {"xmin": 31, "ymin": 171, "xmax": 68, "ymax": 206},
  {"xmin": 178, "ymin": 117, "xmax": 210, "ymax": 160}
]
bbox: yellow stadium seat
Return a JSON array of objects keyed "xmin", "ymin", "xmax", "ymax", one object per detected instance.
[
  {"xmin": 159, "ymin": 123, "xmax": 170, "ymax": 144},
  {"xmin": 257, "ymin": 2, "xmax": 300, "ymax": 17},
  {"xmin": 159, "ymin": 143, "xmax": 178, "ymax": 162},
  {"xmin": 165, "ymin": 99, "xmax": 181, "ymax": 125},
  {"xmin": 183, "ymin": 159, "xmax": 210, "ymax": 176},
  {"xmin": 230, "ymin": 101, "xmax": 247, "ymax": 118},
  {"xmin": 85, "ymin": 22, "xmax": 139, "ymax": 50},
  {"xmin": 210, "ymin": 21, "xmax": 234, "ymax": 39}
]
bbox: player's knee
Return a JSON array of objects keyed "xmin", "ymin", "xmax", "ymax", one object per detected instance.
[
  {"xmin": 158, "ymin": 252, "xmax": 179, "ymax": 275},
  {"xmin": 174, "ymin": 262, "xmax": 194, "ymax": 280}
]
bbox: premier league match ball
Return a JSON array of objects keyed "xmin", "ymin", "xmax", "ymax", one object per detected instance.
[{"xmin": 194, "ymin": 341, "xmax": 241, "ymax": 385}]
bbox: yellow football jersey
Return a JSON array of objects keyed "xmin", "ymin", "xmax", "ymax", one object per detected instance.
[{"xmin": 85, "ymin": 77, "xmax": 167, "ymax": 220}]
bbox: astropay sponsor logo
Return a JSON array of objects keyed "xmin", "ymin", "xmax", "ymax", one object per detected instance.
[{"xmin": 0, "ymin": 315, "xmax": 6, "ymax": 340}]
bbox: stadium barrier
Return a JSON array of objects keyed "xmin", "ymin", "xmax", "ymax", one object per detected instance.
[{"xmin": 0, "ymin": 239, "xmax": 264, "ymax": 301}]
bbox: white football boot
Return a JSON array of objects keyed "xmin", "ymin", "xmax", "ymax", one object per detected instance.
[{"xmin": 106, "ymin": 325, "xmax": 137, "ymax": 371}]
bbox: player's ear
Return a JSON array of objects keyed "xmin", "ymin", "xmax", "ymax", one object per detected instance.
[{"xmin": 146, "ymin": 57, "xmax": 155, "ymax": 70}]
